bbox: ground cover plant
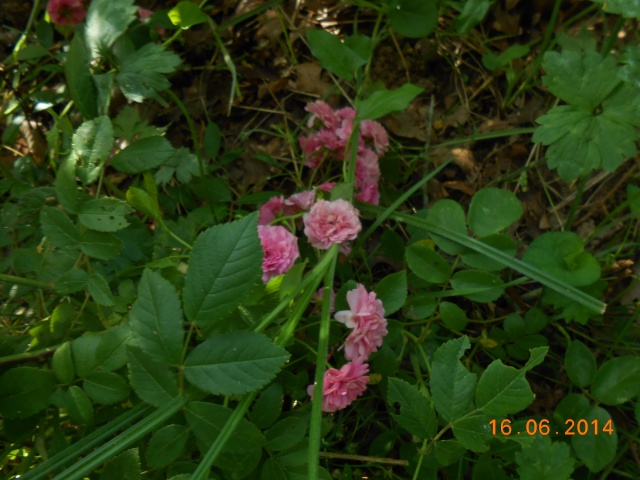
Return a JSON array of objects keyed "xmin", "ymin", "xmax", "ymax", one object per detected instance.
[{"xmin": 1, "ymin": 0, "xmax": 640, "ymax": 478}]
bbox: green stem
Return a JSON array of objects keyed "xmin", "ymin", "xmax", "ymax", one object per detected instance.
[
  {"xmin": 10, "ymin": 0, "xmax": 42, "ymax": 61},
  {"xmin": 205, "ymin": 17, "xmax": 241, "ymax": 115},
  {"xmin": 0, "ymin": 273, "xmax": 51, "ymax": 289},
  {"xmin": 564, "ymin": 175, "xmax": 587, "ymax": 231},
  {"xmin": 601, "ymin": 16, "xmax": 625, "ymax": 55},
  {"xmin": 164, "ymin": 89, "xmax": 205, "ymax": 178},
  {"xmin": 158, "ymin": 218, "xmax": 193, "ymax": 250},
  {"xmin": 0, "ymin": 346, "xmax": 56, "ymax": 367},
  {"xmin": 308, "ymin": 245, "xmax": 339, "ymax": 479}
]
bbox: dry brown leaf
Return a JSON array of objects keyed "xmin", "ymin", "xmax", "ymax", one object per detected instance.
[
  {"xmin": 431, "ymin": 147, "xmax": 478, "ymax": 177},
  {"xmin": 292, "ymin": 62, "xmax": 332, "ymax": 97},
  {"xmin": 381, "ymin": 106, "xmax": 427, "ymax": 141}
]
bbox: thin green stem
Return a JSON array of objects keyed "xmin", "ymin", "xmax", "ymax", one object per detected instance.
[
  {"xmin": 10, "ymin": 0, "xmax": 42, "ymax": 61},
  {"xmin": 564, "ymin": 175, "xmax": 587, "ymax": 231},
  {"xmin": 308, "ymin": 245, "xmax": 339, "ymax": 479},
  {"xmin": 164, "ymin": 88, "xmax": 205, "ymax": 178},
  {"xmin": 0, "ymin": 346, "xmax": 56, "ymax": 367},
  {"xmin": 0, "ymin": 273, "xmax": 51, "ymax": 289},
  {"xmin": 158, "ymin": 218, "xmax": 192, "ymax": 250}
]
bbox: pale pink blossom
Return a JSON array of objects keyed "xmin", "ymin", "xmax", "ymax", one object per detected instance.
[
  {"xmin": 48, "ymin": 0, "xmax": 86, "ymax": 26},
  {"xmin": 306, "ymin": 101, "xmax": 339, "ymax": 129},
  {"xmin": 316, "ymin": 182, "xmax": 336, "ymax": 193},
  {"xmin": 303, "ymin": 199, "xmax": 361, "ymax": 250},
  {"xmin": 355, "ymin": 183, "xmax": 380, "ymax": 205},
  {"xmin": 307, "ymin": 359, "xmax": 370, "ymax": 412},
  {"xmin": 284, "ymin": 190, "xmax": 316, "ymax": 212},
  {"xmin": 361, "ymin": 120, "xmax": 390, "ymax": 155},
  {"xmin": 258, "ymin": 196, "xmax": 286, "ymax": 225},
  {"xmin": 356, "ymin": 148, "xmax": 381, "ymax": 188},
  {"xmin": 335, "ymin": 284, "xmax": 387, "ymax": 361},
  {"xmin": 258, "ymin": 225, "xmax": 299, "ymax": 283}
]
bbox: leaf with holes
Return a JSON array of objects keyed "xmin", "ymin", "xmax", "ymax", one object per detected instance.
[{"xmin": 78, "ymin": 198, "xmax": 133, "ymax": 232}]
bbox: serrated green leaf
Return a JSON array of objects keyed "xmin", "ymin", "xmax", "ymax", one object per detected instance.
[
  {"xmin": 388, "ymin": 0, "xmax": 438, "ymax": 38},
  {"xmin": 117, "ymin": 43, "xmax": 181, "ymax": 102},
  {"xmin": 96, "ymin": 325, "xmax": 130, "ymax": 372},
  {"xmin": 65, "ymin": 33, "xmax": 98, "ymax": 119},
  {"xmin": 168, "ymin": 1, "xmax": 207, "ymax": 28},
  {"xmin": 388, "ymin": 377, "xmax": 437, "ymax": 438},
  {"xmin": 127, "ymin": 346, "xmax": 179, "ymax": 407},
  {"xmin": 439, "ymin": 301, "xmax": 468, "ymax": 331},
  {"xmin": 358, "ymin": 83, "xmax": 424, "ymax": 120},
  {"xmin": 522, "ymin": 232, "xmax": 600, "ymax": 287},
  {"xmin": 93, "ymin": 71, "xmax": 114, "ymax": 116},
  {"xmin": 450, "ymin": 270, "xmax": 505, "ymax": 302},
  {"xmin": 266, "ymin": 416, "xmax": 307, "ymax": 451},
  {"xmin": 73, "ymin": 116, "xmax": 113, "ymax": 184},
  {"xmin": 80, "ymin": 230, "xmax": 124, "ymax": 259},
  {"xmin": 183, "ymin": 213, "xmax": 262, "ymax": 334},
  {"xmin": 126, "ymin": 186, "xmax": 162, "ymax": 219},
  {"xmin": 88, "ymin": 273, "xmax": 114, "ymax": 306},
  {"xmin": 430, "ymin": 337, "xmax": 477, "ymax": 423},
  {"xmin": 591, "ymin": 356, "xmax": 640, "ymax": 405},
  {"xmin": 307, "ymin": 29, "xmax": 366, "ymax": 81},
  {"xmin": 620, "ymin": 45, "xmax": 640, "ymax": 88},
  {"xmin": 374, "ymin": 270, "xmax": 407, "ymax": 315},
  {"xmin": 406, "ymin": 241, "xmax": 452, "ymax": 283},
  {"xmin": 434, "ymin": 439, "xmax": 466, "ymax": 466},
  {"xmin": 55, "ymin": 154, "xmax": 84, "ymax": 214},
  {"xmin": 110, "ymin": 136, "xmax": 175, "ymax": 174},
  {"xmin": 591, "ymin": 0, "xmax": 640, "ymax": 18},
  {"xmin": 78, "ymin": 197, "xmax": 133, "ymax": 232},
  {"xmin": 565, "ymin": 340, "xmax": 596, "ymax": 388},
  {"xmin": 83, "ymin": 371, "xmax": 130, "ymax": 405},
  {"xmin": 515, "ymin": 435, "xmax": 574, "ymax": 480},
  {"xmin": 129, "ymin": 269, "xmax": 184, "ymax": 365},
  {"xmin": 65, "ymin": 385, "xmax": 94, "ymax": 424},
  {"xmin": 184, "ymin": 331, "xmax": 289, "ymax": 395},
  {"xmin": 468, "ymin": 188, "xmax": 522, "ymax": 237},
  {"xmin": 99, "ymin": 448, "xmax": 140, "ymax": 480},
  {"xmin": 85, "ymin": 0, "xmax": 137, "ymax": 59},
  {"xmin": 571, "ymin": 405, "xmax": 617, "ymax": 472},
  {"xmin": 146, "ymin": 424, "xmax": 190, "ymax": 468},
  {"xmin": 0, "ymin": 367, "xmax": 57, "ymax": 419},
  {"xmin": 185, "ymin": 401, "xmax": 266, "ymax": 453},
  {"xmin": 53, "ymin": 341, "xmax": 75, "ymax": 384},
  {"xmin": 252, "ymin": 382, "xmax": 283, "ymax": 429},
  {"xmin": 451, "ymin": 414, "xmax": 493, "ymax": 452},
  {"xmin": 40, "ymin": 206, "xmax": 81, "ymax": 249},
  {"xmin": 72, "ymin": 333, "xmax": 101, "ymax": 378},
  {"xmin": 475, "ymin": 347, "xmax": 548, "ymax": 416}
]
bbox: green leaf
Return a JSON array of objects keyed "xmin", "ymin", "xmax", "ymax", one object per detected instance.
[
  {"xmin": 65, "ymin": 33, "xmax": 98, "ymax": 119},
  {"xmin": 620, "ymin": 45, "xmax": 640, "ymax": 88},
  {"xmin": 185, "ymin": 401, "xmax": 266, "ymax": 453},
  {"xmin": 426, "ymin": 199, "xmax": 467, "ymax": 254},
  {"xmin": 591, "ymin": 0, "xmax": 640, "ymax": 18},
  {"xmin": 565, "ymin": 340, "xmax": 596, "ymax": 388},
  {"xmin": 184, "ymin": 331, "xmax": 290, "ymax": 395},
  {"xmin": 375, "ymin": 270, "xmax": 407, "ymax": 315},
  {"xmin": 117, "ymin": 43, "xmax": 181, "ymax": 102},
  {"xmin": 129, "ymin": 269, "xmax": 184, "ymax": 365},
  {"xmin": 96, "ymin": 325, "xmax": 130, "ymax": 372},
  {"xmin": 475, "ymin": 347, "xmax": 547, "ymax": 416},
  {"xmin": 434, "ymin": 440, "xmax": 466, "ymax": 466},
  {"xmin": 451, "ymin": 414, "xmax": 493, "ymax": 452},
  {"xmin": 99, "ymin": 448, "xmax": 140, "ymax": 480},
  {"xmin": 454, "ymin": 0, "xmax": 493, "ymax": 34},
  {"xmin": 450, "ymin": 270, "xmax": 505, "ymax": 302},
  {"xmin": 358, "ymin": 84, "xmax": 424, "ymax": 120},
  {"xmin": 591, "ymin": 356, "xmax": 640, "ymax": 405},
  {"xmin": 78, "ymin": 197, "xmax": 134, "ymax": 232},
  {"xmin": 430, "ymin": 337, "xmax": 477, "ymax": 423},
  {"xmin": 460, "ymin": 234, "xmax": 516, "ymax": 271},
  {"xmin": 53, "ymin": 342, "xmax": 75, "ymax": 384},
  {"xmin": 183, "ymin": 213, "xmax": 262, "ymax": 334},
  {"xmin": 387, "ymin": 378, "xmax": 437, "ymax": 438},
  {"xmin": 126, "ymin": 186, "xmax": 162, "ymax": 219},
  {"xmin": 146, "ymin": 424, "xmax": 190, "ymax": 468},
  {"xmin": 40, "ymin": 206, "xmax": 81, "ymax": 249},
  {"xmin": 83, "ymin": 371, "xmax": 130, "ymax": 405},
  {"xmin": 307, "ymin": 29, "xmax": 367, "ymax": 81},
  {"xmin": 127, "ymin": 346, "xmax": 179, "ymax": 407},
  {"xmin": 468, "ymin": 188, "xmax": 522, "ymax": 237},
  {"xmin": 439, "ymin": 301, "xmax": 468, "ymax": 331},
  {"xmin": 406, "ymin": 241, "xmax": 452, "ymax": 283},
  {"xmin": 388, "ymin": 0, "xmax": 438, "ymax": 38},
  {"xmin": 110, "ymin": 136, "xmax": 175, "ymax": 174},
  {"xmin": 571, "ymin": 405, "xmax": 617, "ymax": 472},
  {"xmin": 0, "ymin": 367, "xmax": 57, "ymax": 419},
  {"xmin": 64, "ymin": 385, "xmax": 94, "ymax": 424},
  {"xmin": 515, "ymin": 435, "xmax": 574, "ymax": 480},
  {"xmin": 522, "ymin": 232, "xmax": 600, "ymax": 287},
  {"xmin": 168, "ymin": 1, "xmax": 208, "ymax": 28},
  {"xmin": 88, "ymin": 273, "xmax": 114, "ymax": 306},
  {"xmin": 55, "ymin": 154, "xmax": 84, "ymax": 214},
  {"xmin": 85, "ymin": 0, "xmax": 137, "ymax": 59},
  {"xmin": 73, "ymin": 116, "xmax": 114, "ymax": 185},
  {"xmin": 251, "ymin": 382, "xmax": 283, "ymax": 429},
  {"xmin": 72, "ymin": 332, "xmax": 101, "ymax": 377},
  {"xmin": 93, "ymin": 72, "xmax": 114, "ymax": 116},
  {"xmin": 483, "ymin": 44, "xmax": 530, "ymax": 71},
  {"xmin": 204, "ymin": 121, "xmax": 221, "ymax": 160},
  {"xmin": 266, "ymin": 416, "xmax": 307, "ymax": 451},
  {"xmin": 80, "ymin": 230, "xmax": 124, "ymax": 260}
]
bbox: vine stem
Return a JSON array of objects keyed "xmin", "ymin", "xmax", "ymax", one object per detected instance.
[{"xmin": 0, "ymin": 273, "xmax": 51, "ymax": 289}]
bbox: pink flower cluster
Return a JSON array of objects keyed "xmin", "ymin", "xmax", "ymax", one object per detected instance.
[
  {"xmin": 258, "ymin": 190, "xmax": 316, "ymax": 225},
  {"xmin": 308, "ymin": 284, "xmax": 387, "ymax": 412},
  {"xmin": 48, "ymin": 0, "xmax": 86, "ymax": 26},
  {"xmin": 303, "ymin": 199, "xmax": 361, "ymax": 250},
  {"xmin": 257, "ymin": 225, "xmax": 299, "ymax": 283},
  {"xmin": 299, "ymin": 101, "xmax": 389, "ymax": 205}
]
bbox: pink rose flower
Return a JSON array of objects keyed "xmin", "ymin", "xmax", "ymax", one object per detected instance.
[
  {"xmin": 335, "ymin": 284, "xmax": 388, "ymax": 361},
  {"xmin": 258, "ymin": 195, "xmax": 285, "ymax": 225},
  {"xmin": 284, "ymin": 190, "xmax": 316, "ymax": 212},
  {"xmin": 307, "ymin": 359, "xmax": 370, "ymax": 412},
  {"xmin": 306, "ymin": 101, "xmax": 339, "ymax": 129},
  {"xmin": 355, "ymin": 182, "xmax": 380, "ymax": 205},
  {"xmin": 257, "ymin": 225, "xmax": 299, "ymax": 283},
  {"xmin": 303, "ymin": 199, "xmax": 361, "ymax": 250},
  {"xmin": 48, "ymin": 0, "xmax": 86, "ymax": 26},
  {"xmin": 361, "ymin": 120, "xmax": 390, "ymax": 155}
]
